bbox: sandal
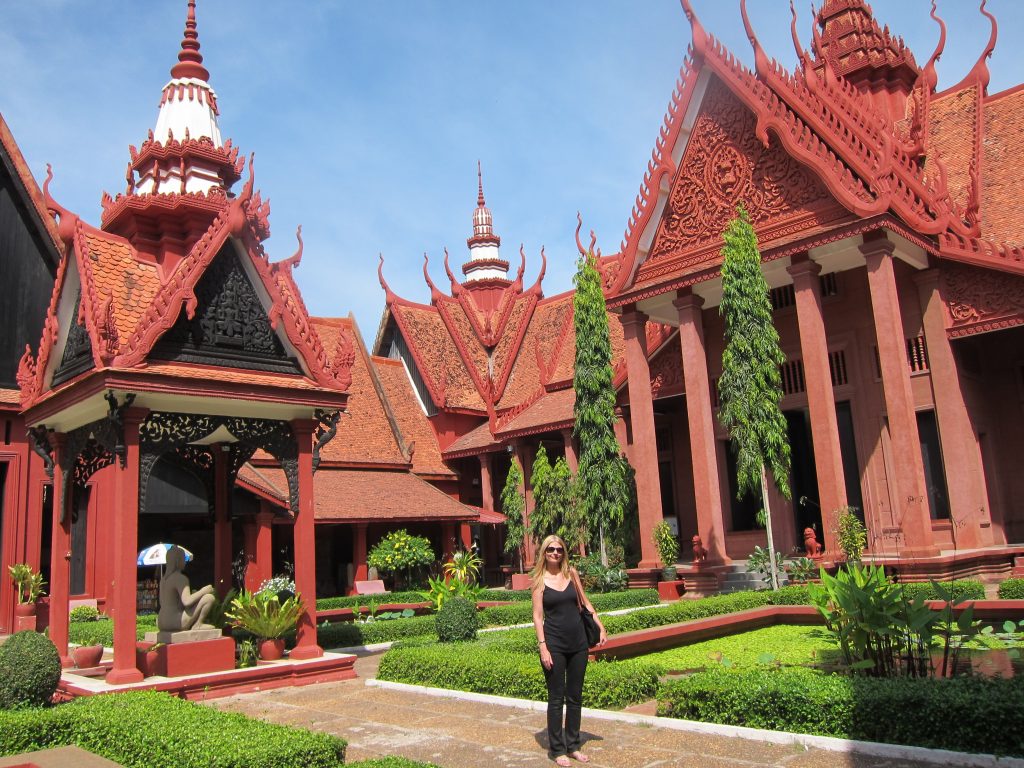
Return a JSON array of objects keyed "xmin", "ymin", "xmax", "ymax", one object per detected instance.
[
  {"xmin": 554, "ymin": 757, "xmax": 572, "ymax": 767},
  {"xmin": 570, "ymin": 751, "xmax": 590, "ymax": 763}
]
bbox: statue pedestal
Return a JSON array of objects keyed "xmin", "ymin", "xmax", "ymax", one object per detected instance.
[
  {"xmin": 144, "ymin": 628, "xmax": 222, "ymax": 644},
  {"xmin": 149, "ymin": 636, "xmax": 235, "ymax": 678}
]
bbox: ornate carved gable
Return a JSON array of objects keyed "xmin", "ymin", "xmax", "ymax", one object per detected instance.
[
  {"xmin": 150, "ymin": 243, "xmax": 302, "ymax": 374},
  {"xmin": 943, "ymin": 263, "xmax": 1024, "ymax": 339},
  {"xmin": 649, "ymin": 333, "xmax": 683, "ymax": 401},
  {"xmin": 638, "ymin": 78, "xmax": 849, "ymax": 286},
  {"xmin": 52, "ymin": 291, "xmax": 95, "ymax": 387}
]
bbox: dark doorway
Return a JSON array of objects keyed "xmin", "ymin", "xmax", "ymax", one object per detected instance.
[
  {"xmin": 69, "ymin": 485, "xmax": 90, "ymax": 595},
  {"xmin": 836, "ymin": 401, "xmax": 864, "ymax": 516},
  {"xmin": 39, "ymin": 484, "xmax": 52, "ymax": 590},
  {"xmin": 785, "ymin": 409, "xmax": 821, "ymax": 535},
  {"xmin": 724, "ymin": 441, "xmax": 762, "ymax": 531},
  {"xmin": 917, "ymin": 409, "xmax": 950, "ymax": 520}
]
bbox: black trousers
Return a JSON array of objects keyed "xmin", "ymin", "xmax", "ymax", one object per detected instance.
[{"xmin": 542, "ymin": 646, "xmax": 588, "ymax": 756}]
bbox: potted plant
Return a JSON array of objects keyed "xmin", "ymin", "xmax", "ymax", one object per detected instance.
[
  {"xmin": 8, "ymin": 563, "xmax": 46, "ymax": 616},
  {"xmin": 135, "ymin": 641, "xmax": 162, "ymax": 677},
  {"xmin": 226, "ymin": 590, "xmax": 304, "ymax": 660},
  {"xmin": 71, "ymin": 643, "xmax": 104, "ymax": 669},
  {"xmin": 652, "ymin": 521, "xmax": 679, "ymax": 582}
]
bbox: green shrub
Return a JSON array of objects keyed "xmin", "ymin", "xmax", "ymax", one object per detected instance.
[
  {"xmin": 436, "ymin": 597, "xmax": 477, "ymax": 642},
  {"xmin": 0, "ymin": 631, "xmax": 61, "ymax": 709},
  {"xmin": 603, "ymin": 590, "xmax": 770, "ymax": 634},
  {"xmin": 901, "ymin": 580, "xmax": 985, "ymax": 602},
  {"xmin": 765, "ymin": 584, "xmax": 811, "ymax": 605},
  {"xmin": 0, "ymin": 690, "xmax": 346, "ymax": 767},
  {"xmin": 316, "ymin": 591, "xmax": 428, "ymax": 611},
  {"xmin": 69, "ymin": 615, "xmax": 158, "ymax": 647},
  {"xmin": 68, "ymin": 606, "xmax": 101, "ymax": 623},
  {"xmin": 378, "ymin": 638, "xmax": 658, "ymax": 709},
  {"xmin": 311, "ymin": 614, "xmax": 437, "ymax": 649},
  {"xmin": 998, "ymin": 578, "xmax": 1024, "ymax": 600},
  {"xmin": 227, "ymin": 590, "xmax": 303, "ymax": 639},
  {"xmin": 478, "ymin": 589, "xmax": 531, "ymax": 602},
  {"xmin": 835, "ymin": 507, "xmax": 867, "ymax": 562},
  {"xmin": 658, "ymin": 667, "xmax": 1024, "ymax": 757},
  {"xmin": 477, "ymin": 589, "xmax": 658, "ymax": 627}
]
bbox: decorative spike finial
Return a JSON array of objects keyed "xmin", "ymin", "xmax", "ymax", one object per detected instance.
[
  {"xmin": 170, "ymin": 0, "xmax": 210, "ymax": 81},
  {"xmin": 477, "ymin": 160, "xmax": 485, "ymax": 207}
]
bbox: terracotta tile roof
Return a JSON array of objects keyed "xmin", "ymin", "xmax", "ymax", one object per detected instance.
[
  {"xmin": 311, "ymin": 468, "xmax": 476, "ymax": 521},
  {"xmin": 927, "ymin": 87, "xmax": 977, "ymax": 217},
  {"xmin": 392, "ymin": 304, "xmax": 484, "ymax": 410},
  {"xmin": 470, "ymin": 505, "xmax": 508, "ymax": 525},
  {"xmin": 137, "ymin": 362, "xmax": 331, "ymax": 390},
  {"xmin": 0, "ymin": 388, "xmax": 20, "ymax": 405},
  {"xmin": 236, "ymin": 463, "xmax": 287, "ymax": 502},
  {"xmin": 443, "ymin": 419, "xmax": 499, "ymax": 456},
  {"xmin": 310, "ymin": 317, "xmax": 407, "ymax": 466},
  {"xmin": 980, "ymin": 88, "xmax": 1024, "ymax": 245},
  {"xmin": 495, "ymin": 295, "xmax": 571, "ymax": 409},
  {"xmin": 372, "ymin": 356, "xmax": 454, "ymax": 477},
  {"xmin": 496, "ymin": 387, "xmax": 575, "ymax": 438},
  {"xmin": 78, "ymin": 230, "xmax": 162, "ymax": 350}
]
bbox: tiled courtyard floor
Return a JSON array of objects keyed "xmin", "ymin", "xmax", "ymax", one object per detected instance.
[{"xmin": 204, "ymin": 651, "xmax": 972, "ymax": 768}]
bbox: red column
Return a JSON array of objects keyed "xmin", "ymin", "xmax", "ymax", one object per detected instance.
[
  {"xmin": 246, "ymin": 506, "xmax": 275, "ymax": 592},
  {"xmin": 213, "ymin": 445, "xmax": 232, "ymax": 598},
  {"xmin": 350, "ymin": 523, "xmax": 368, "ymax": 594},
  {"xmin": 106, "ymin": 407, "xmax": 147, "ymax": 685},
  {"xmin": 289, "ymin": 419, "xmax": 322, "ymax": 660},
  {"xmin": 619, "ymin": 307, "xmax": 663, "ymax": 568},
  {"xmin": 441, "ymin": 522, "xmax": 455, "ymax": 563},
  {"xmin": 788, "ymin": 257, "xmax": 847, "ymax": 556},
  {"xmin": 459, "ymin": 523, "xmax": 472, "ymax": 550},
  {"xmin": 674, "ymin": 292, "xmax": 730, "ymax": 566},
  {"xmin": 561, "ymin": 429, "xmax": 578, "ymax": 472},
  {"xmin": 914, "ymin": 269, "xmax": 993, "ymax": 549},
  {"xmin": 861, "ymin": 237, "xmax": 936, "ymax": 557},
  {"xmin": 48, "ymin": 433, "xmax": 72, "ymax": 667},
  {"xmin": 514, "ymin": 443, "xmax": 537, "ymax": 568},
  {"xmin": 478, "ymin": 453, "xmax": 494, "ymax": 511}
]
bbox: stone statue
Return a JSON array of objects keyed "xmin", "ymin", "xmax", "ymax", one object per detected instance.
[
  {"xmin": 157, "ymin": 546, "xmax": 216, "ymax": 632},
  {"xmin": 804, "ymin": 527, "xmax": 823, "ymax": 558},
  {"xmin": 691, "ymin": 535, "xmax": 708, "ymax": 564}
]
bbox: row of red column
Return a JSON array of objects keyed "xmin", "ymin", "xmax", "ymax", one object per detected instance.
[
  {"xmin": 46, "ymin": 414, "xmax": 323, "ymax": 683},
  {"xmin": 618, "ymin": 236, "xmax": 992, "ymax": 567}
]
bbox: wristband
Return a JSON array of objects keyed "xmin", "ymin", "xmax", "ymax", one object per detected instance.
[{"xmin": 538, "ymin": 640, "xmax": 546, "ymax": 645}]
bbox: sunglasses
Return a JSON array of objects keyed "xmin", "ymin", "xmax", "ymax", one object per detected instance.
[{"xmin": 545, "ymin": 546, "xmax": 565, "ymax": 554}]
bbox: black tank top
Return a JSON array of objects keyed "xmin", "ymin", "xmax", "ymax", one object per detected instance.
[{"xmin": 542, "ymin": 581, "xmax": 587, "ymax": 654}]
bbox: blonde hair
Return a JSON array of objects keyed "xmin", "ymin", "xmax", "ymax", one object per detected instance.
[{"xmin": 529, "ymin": 534, "xmax": 571, "ymax": 591}]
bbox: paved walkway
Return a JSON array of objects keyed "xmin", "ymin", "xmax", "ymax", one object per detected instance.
[{"xmin": 204, "ymin": 652, "xmax": 989, "ymax": 768}]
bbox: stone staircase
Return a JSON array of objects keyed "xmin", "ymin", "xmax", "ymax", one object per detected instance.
[{"xmin": 717, "ymin": 562, "xmax": 788, "ymax": 593}]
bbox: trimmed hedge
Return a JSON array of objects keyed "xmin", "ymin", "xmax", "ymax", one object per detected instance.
[
  {"xmin": 315, "ymin": 591, "xmax": 427, "ymax": 610},
  {"xmin": 658, "ymin": 667, "xmax": 1024, "ymax": 757},
  {"xmin": 69, "ymin": 615, "xmax": 158, "ymax": 647},
  {"xmin": 378, "ymin": 635, "xmax": 658, "ymax": 709},
  {"xmin": 0, "ymin": 690, "xmax": 346, "ymax": 767},
  {"xmin": 0, "ymin": 631, "xmax": 62, "ymax": 709},
  {"xmin": 477, "ymin": 589, "xmax": 659, "ymax": 628},
  {"xmin": 998, "ymin": 578, "xmax": 1024, "ymax": 600},
  {"xmin": 900, "ymin": 579, "xmax": 985, "ymax": 602},
  {"xmin": 602, "ymin": 590, "xmax": 772, "ymax": 634}
]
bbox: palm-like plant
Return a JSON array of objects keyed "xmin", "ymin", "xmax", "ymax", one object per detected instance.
[
  {"xmin": 444, "ymin": 550, "xmax": 482, "ymax": 584},
  {"xmin": 226, "ymin": 590, "xmax": 304, "ymax": 639}
]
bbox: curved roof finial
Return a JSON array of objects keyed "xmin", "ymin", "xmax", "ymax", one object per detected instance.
[
  {"xmin": 171, "ymin": 0, "xmax": 210, "ymax": 81},
  {"xmin": 377, "ymin": 254, "xmax": 397, "ymax": 303},
  {"xmin": 790, "ymin": 0, "xmax": 819, "ymax": 90},
  {"xmin": 422, "ymin": 253, "xmax": 444, "ymax": 302},
  {"xmin": 527, "ymin": 246, "xmax": 547, "ymax": 296},
  {"xmin": 442, "ymin": 247, "xmax": 463, "ymax": 296},
  {"xmin": 740, "ymin": 0, "xmax": 771, "ymax": 79},
  {"xmin": 920, "ymin": 0, "xmax": 946, "ymax": 94},
  {"xmin": 679, "ymin": 0, "xmax": 707, "ymax": 61}
]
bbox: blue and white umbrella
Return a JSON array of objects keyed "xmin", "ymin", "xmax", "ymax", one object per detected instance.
[{"xmin": 137, "ymin": 543, "xmax": 194, "ymax": 567}]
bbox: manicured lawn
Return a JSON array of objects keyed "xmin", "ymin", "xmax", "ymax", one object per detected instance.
[{"xmin": 640, "ymin": 624, "xmax": 843, "ymax": 673}]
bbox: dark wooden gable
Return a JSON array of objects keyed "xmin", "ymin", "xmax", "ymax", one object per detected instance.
[
  {"xmin": 51, "ymin": 291, "xmax": 95, "ymax": 386},
  {"xmin": 150, "ymin": 242, "xmax": 303, "ymax": 374}
]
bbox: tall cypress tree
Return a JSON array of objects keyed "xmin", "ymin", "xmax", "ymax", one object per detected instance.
[
  {"xmin": 530, "ymin": 446, "xmax": 584, "ymax": 553},
  {"xmin": 716, "ymin": 206, "xmax": 791, "ymax": 589},
  {"xmin": 500, "ymin": 460, "xmax": 526, "ymax": 573},
  {"xmin": 573, "ymin": 248, "xmax": 627, "ymax": 566}
]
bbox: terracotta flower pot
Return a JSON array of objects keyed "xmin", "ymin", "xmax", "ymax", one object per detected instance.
[
  {"xmin": 135, "ymin": 641, "xmax": 159, "ymax": 678},
  {"xmin": 71, "ymin": 644, "xmax": 104, "ymax": 669},
  {"xmin": 14, "ymin": 602, "xmax": 36, "ymax": 618},
  {"xmin": 258, "ymin": 638, "xmax": 286, "ymax": 661}
]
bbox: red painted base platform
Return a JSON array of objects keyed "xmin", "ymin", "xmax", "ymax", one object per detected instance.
[
  {"xmin": 656, "ymin": 580, "xmax": 685, "ymax": 601},
  {"xmin": 156, "ymin": 637, "xmax": 234, "ymax": 677},
  {"xmin": 57, "ymin": 651, "xmax": 357, "ymax": 702}
]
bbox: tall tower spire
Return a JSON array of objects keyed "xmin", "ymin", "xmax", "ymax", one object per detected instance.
[
  {"xmin": 170, "ymin": 0, "xmax": 209, "ymax": 81},
  {"xmin": 463, "ymin": 162, "xmax": 509, "ymax": 282}
]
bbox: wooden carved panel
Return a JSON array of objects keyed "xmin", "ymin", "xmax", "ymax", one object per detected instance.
[
  {"xmin": 650, "ymin": 336, "xmax": 683, "ymax": 400},
  {"xmin": 640, "ymin": 79, "xmax": 846, "ymax": 284},
  {"xmin": 943, "ymin": 263, "xmax": 1024, "ymax": 338}
]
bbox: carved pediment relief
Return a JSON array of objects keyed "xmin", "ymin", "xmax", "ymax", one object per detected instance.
[
  {"xmin": 638, "ymin": 79, "xmax": 848, "ymax": 286},
  {"xmin": 943, "ymin": 263, "xmax": 1024, "ymax": 338}
]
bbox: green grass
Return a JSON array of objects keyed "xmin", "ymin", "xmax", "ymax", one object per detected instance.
[{"xmin": 640, "ymin": 624, "xmax": 843, "ymax": 673}]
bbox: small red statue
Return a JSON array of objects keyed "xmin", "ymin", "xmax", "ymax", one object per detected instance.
[
  {"xmin": 804, "ymin": 527, "xmax": 823, "ymax": 558},
  {"xmin": 691, "ymin": 535, "xmax": 708, "ymax": 564}
]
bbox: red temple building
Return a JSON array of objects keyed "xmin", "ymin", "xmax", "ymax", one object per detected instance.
[{"xmin": 2, "ymin": 0, "xmax": 1024, "ymax": 668}]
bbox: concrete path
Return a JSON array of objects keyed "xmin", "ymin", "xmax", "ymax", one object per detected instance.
[{"xmin": 204, "ymin": 652, "xmax": 998, "ymax": 768}]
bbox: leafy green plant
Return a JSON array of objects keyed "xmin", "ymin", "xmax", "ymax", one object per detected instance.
[
  {"xmin": 500, "ymin": 461, "xmax": 527, "ymax": 572},
  {"xmin": 207, "ymin": 588, "xmax": 237, "ymax": 629},
  {"xmin": 236, "ymin": 639, "xmax": 258, "ymax": 669},
  {"xmin": 652, "ymin": 520, "xmax": 679, "ymax": 567},
  {"xmin": 368, "ymin": 530, "xmax": 435, "ymax": 588},
  {"xmin": 785, "ymin": 557, "xmax": 817, "ymax": 585},
  {"xmin": 226, "ymin": 590, "xmax": 304, "ymax": 640},
  {"xmin": 7, "ymin": 564, "xmax": 45, "ymax": 604},
  {"xmin": 0, "ymin": 630, "xmax": 61, "ymax": 709},
  {"xmin": 435, "ymin": 596, "xmax": 478, "ymax": 642},
  {"xmin": 747, "ymin": 546, "xmax": 785, "ymax": 585},
  {"xmin": 444, "ymin": 549, "xmax": 482, "ymax": 585},
  {"xmin": 69, "ymin": 605, "xmax": 101, "ymax": 623},
  {"xmin": 998, "ymin": 578, "xmax": 1024, "ymax": 600},
  {"xmin": 835, "ymin": 507, "xmax": 867, "ymax": 562}
]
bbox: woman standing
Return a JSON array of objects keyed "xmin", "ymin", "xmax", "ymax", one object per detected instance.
[{"xmin": 531, "ymin": 534, "xmax": 606, "ymax": 766}]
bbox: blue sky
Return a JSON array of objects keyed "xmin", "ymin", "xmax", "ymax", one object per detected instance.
[{"xmin": 2, "ymin": 1, "xmax": 1022, "ymax": 339}]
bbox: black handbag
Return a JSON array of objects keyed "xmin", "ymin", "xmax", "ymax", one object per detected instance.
[{"xmin": 572, "ymin": 570, "xmax": 602, "ymax": 648}]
